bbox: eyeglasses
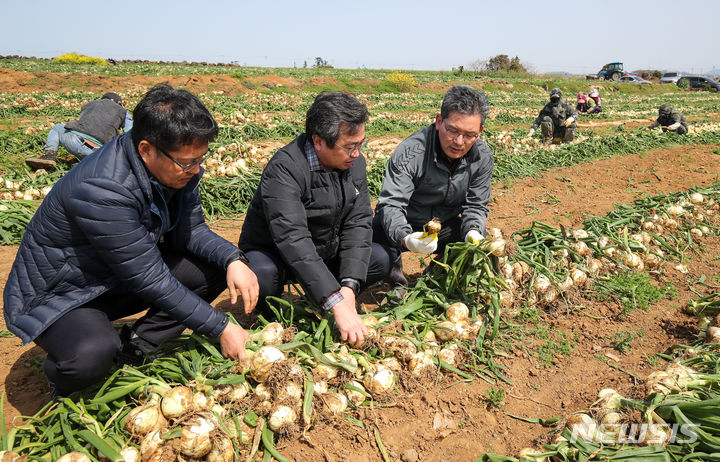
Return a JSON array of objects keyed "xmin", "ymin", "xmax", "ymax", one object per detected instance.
[
  {"xmin": 443, "ymin": 123, "xmax": 480, "ymax": 143},
  {"xmin": 157, "ymin": 146, "xmax": 209, "ymax": 172},
  {"xmin": 335, "ymin": 138, "xmax": 369, "ymax": 155}
]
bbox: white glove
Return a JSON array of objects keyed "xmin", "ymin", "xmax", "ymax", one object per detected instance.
[
  {"xmin": 527, "ymin": 128, "xmax": 536, "ymax": 138},
  {"xmin": 404, "ymin": 231, "xmax": 438, "ymax": 255},
  {"xmin": 465, "ymin": 230, "xmax": 483, "ymax": 245},
  {"xmin": 564, "ymin": 117, "xmax": 575, "ymax": 127}
]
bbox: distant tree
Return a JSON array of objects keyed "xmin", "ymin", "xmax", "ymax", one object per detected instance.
[
  {"xmin": 467, "ymin": 59, "xmax": 487, "ymax": 73},
  {"xmin": 486, "ymin": 54, "xmax": 528, "ymax": 73},
  {"xmin": 313, "ymin": 57, "xmax": 333, "ymax": 68}
]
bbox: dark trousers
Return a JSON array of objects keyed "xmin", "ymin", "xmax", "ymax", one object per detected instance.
[
  {"xmin": 35, "ymin": 251, "xmax": 226, "ymax": 395},
  {"xmin": 245, "ymin": 243, "xmax": 391, "ymax": 312},
  {"xmin": 371, "ymin": 214, "xmax": 464, "ymax": 265}
]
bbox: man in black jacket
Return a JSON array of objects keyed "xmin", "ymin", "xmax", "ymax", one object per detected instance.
[
  {"xmin": 4, "ymin": 84, "xmax": 258, "ymax": 396},
  {"xmin": 238, "ymin": 92, "xmax": 390, "ymax": 346}
]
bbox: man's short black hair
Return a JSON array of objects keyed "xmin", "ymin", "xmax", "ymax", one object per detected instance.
[
  {"xmin": 305, "ymin": 91, "xmax": 368, "ymax": 147},
  {"xmin": 440, "ymin": 85, "xmax": 491, "ymax": 125},
  {"xmin": 131, "ymin": 84, "xmax": 218, "ymax": 152}
]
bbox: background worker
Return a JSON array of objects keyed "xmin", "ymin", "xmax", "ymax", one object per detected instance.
[
  {"xmin": 586, "ymin": 88, "xmax": 602, "ymax": 114},
  {"xmin": 5, "ymin": 84, "xmax": 258, "ymax": 397},
  {"xmin": 527, "ymin": 88, "xmax": 578, "ymax": 143},
  {"xmin": 648, "ymin": 103, "xmax": 688, "ymax": 134},
  {"xmin": 26, "ymin": 92, "xmax": 133, "ymax": 170},
  {"xmin": 238, "ymin": 91, "xmax": 390, "ymax": 347},
  {"xmin": 373, "ymin": 85, "xmax": 494, "ymax": 286}
]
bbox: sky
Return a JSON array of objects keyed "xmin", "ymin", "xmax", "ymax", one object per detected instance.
[{"xmin": 2, "ymin": 0, "xmax": 718, "ymax": 75}]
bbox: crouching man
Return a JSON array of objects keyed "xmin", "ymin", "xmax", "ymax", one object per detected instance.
[
  {"xmin": 3, "ymin": 84, "xmax": 258, "ymax": 397},
  {"xmin": 238, "ymin": 91, "xmax": 390, "ymax": 347}
]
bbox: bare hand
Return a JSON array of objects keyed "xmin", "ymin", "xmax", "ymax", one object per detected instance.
[
  {"xmin": 219, "ymin": 322, "xmax": 250, "ymax": 361},
  {"xmin": 331, "ymin": 287, "xmax": 368, "ymax": 347},
  {"xmin": 226, "ymin": 260, "xmax": 259, "ymax": 314}
]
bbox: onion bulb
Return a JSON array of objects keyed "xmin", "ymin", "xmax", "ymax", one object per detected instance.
[
  {"xmin": 433, "ymin": 320, "xmax": 457, "ymax": 342},
  {"xmin": 380, "ymin": 357, "xmax": 403, "ymax": 372},
  {"xmin": 511, "ymin": 261, "xmax": 531, "ymax": 283},
  {"xmin": 140, "ymin": 429, "xmax": 166, "ymax": 462},
  {"xmin": 192, "ymin": 391, "xmax": 213, "ymax": 410},
  {"xmin": 566, "ymin": 413, "xmax": 597, "ymax": 442},
  {"xmin": 363, "ymin": 365, "xmax": 395, "ymax": 395},
  {"xmin": 343, "ymin": 380, "xmax": 367, "ymax": 406},
  {"xmin": 250, "ymin": 346, "xmax": 286, "ymax": 382},
  {"xmin": 570, "ymin": 268, "xmax": 587, "ymax": 287},
  {"xmin": 56, "ymin": 453, "xmax": 91, "ymax": 462},
  {"xmin": 570, "ymin": 241, "xmax": 590, "ymax": 257},
  {"xmin": 180, "ymin": 416, "xmax": 215, "ymax": 458},
  {"xmin": 314, "ymin": 353, "xmax": 341, "ymax": 381},
  {"xmin": 532, "ymin": 274, "xmax": 552, "ymax": 294},
  {"xmin": 206, "ymin": 436, "xmax": 234, "ymax": 462},
  {"xmin": 253, "ymin": 322, "xmax": 284, "ymax": 345},
  {"xmin": 690, "ymin": 192, "xmax": 705, "ymax": 204},
  {"xmin": 268, "ymin": 405, "xmax": 297, "ymax": 432},
  {"xmin": 124, "ymin": 404, "xmax": 167, "ymax": 436},
  {"xmin": 323, "ymin": 392, "xmax": 348, "ymax": 415},
  {"xmin": 277, "ymin": 382, "xmax": 303, "ymax": 404},
  {"xmin": 485, "ymin": 238, "xmax": 506, "ymax": 257},
  {"xmin": 160, "ymin": 386, "xmax": 193, "ymax": 419},
  {"xmin": 445, "ymin": 302, "xmax": 469, "ymax": 323},
  {"xmin": 640, "ymin": 423, "xmax": 670, "ymax": 446},
  {"xmin": 424, "ymin": 218, "xmax": 442, "ymax": 235},
  {"xmin": 517, "ymin": 448, "xmax": 548, "ymax": 462},
  {"xmin": 313, "ymin": 381, "xmax": 328, "ymax": 395},
  {"xmin": 408, "ymin": 351, "xmax": 436, "ymax": 376},
  {"xmin": 120, "ymin": 447, "xmax": 140, "ymax": 462},
  {"xmin": 254, "ymin": 383, "xmax": 272, "ymax": 401}
]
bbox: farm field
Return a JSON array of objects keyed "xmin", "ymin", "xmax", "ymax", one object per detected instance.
[{"xmin": 1, "ymin": 58, "xmax": 720, "ymax": 461}]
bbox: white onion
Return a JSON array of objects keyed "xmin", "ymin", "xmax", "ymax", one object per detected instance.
[
  {"xmin": 192, "ymin": 391, "xmax": 214, "ymax": 410},
  {"xmin": 140, "ymin": 429, "xmax": 165, "ymax": 462},
  {"xmin": 254, "ymin": 383, "xmax": 272, "ymax": 401},
  {"xmin": 56, "ymin": 453, "xmax": 91, "ymax": 462},
  {"xmin": 268, "ymin": 405, "xmax": 297, "ymax": 432},
  {"xmin": 511, "ymin": 261, "xmax": 531, "ymax": 283},
  {"xmin": 433, "ymin": 320, "xmax": 457, "ymax": 342},
  {"xmin": 313, "ymin": 381, "xmax": 328, "ymax": 396},
  {"xmin": 160, "ymin": 386, "xmax": 193, "ymax": 419},
  {"xmin": 408, "ymin": 351, "xmax": 435, "ymax": 376},
  {"xmin": 120, "ymin": 447, "xmax": 140, "ymax": 462},
  {"xmin": 570, "ymin": 268, "xmax": 587, "ymax": 286},
  {"xmin": 532, "ymin": 274, "xmax": 552, "ymax": 294},
  {"xmin": 445, "ymin": 302, "xmax": 469, "ymax": 323},
  {"xmin": 363, "ymin": 365, "xmax": 395, "ymax": 395},
  {"xmin": 343, "ymin": 380, "xmax": 367, "ymax": 406},
  {"xmin": 124, "ymin": 404, "xmax": 167, "ymax": 436},
  {"xmin": 253, "ymin": 322, "xmax": 284, "ymax": 345},
  {"xmin": 323, "ymin": 392, "xmax": 348, "ymax": 415},
  {"xmin": 277, "ymin": 382, "xmax": 303, "ymax": 404},
  {"xmin": 206, "ymin": 436, "xmax": 234, "ymax": 462},
  {"xmin": 690, "ymin": 228, "xmax": 703, "ymax": 239},
  {"xmin": 566, "ymin": 413, "xmax": 597, "ymax": 442},
  {"xmin": 690, "ymin": 192, "xmax": 705, "ymax": 204},
  {"xmin": 573, "ymin": 229, "xmax": 589, "ymax": 239},
  {"xmin": 570, "ymin": 241, "xmax": 590, "ymax": 257},
  {"xmin": 180, "ymin": 416, "xmax": 215, "ymax": 458},
  {"xmin": 517, "ymin": 448, "xmax": 548, "ymax": 462},
  {"xmin": 380, "ymin": 357, "xmax": 403, "ymax": 372},
  {"xmin": 250, "ymin": 346, "xmax": 286, "ymax": 382},
  {"xmin": 315, "ymin": 353, "xmax": 341, "ymax": 381},
  {"xmin": 667, "ymin": 205, "xmax": 684, "ymax": 216}
]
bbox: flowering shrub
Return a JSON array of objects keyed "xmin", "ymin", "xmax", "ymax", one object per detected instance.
[
  {"xmin": 53, "ymin": 53, "xmax": 107, "ymax": 66},
  {"xmin": 386, "ymin": 72, "xmax": 416, "ymax": 92}
]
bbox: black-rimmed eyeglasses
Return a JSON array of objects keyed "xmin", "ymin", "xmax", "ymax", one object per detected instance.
[{"xmin": 157, "ymin": 146, "xmax": 210, "ymax": 172}]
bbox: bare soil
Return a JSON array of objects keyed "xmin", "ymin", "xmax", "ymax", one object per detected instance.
[{"xmin": 1, "ymin": 70, "xmax": 719, "ymax": 461}]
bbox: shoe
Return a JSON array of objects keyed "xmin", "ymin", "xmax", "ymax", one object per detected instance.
[
  {"xmin": 117, "ymin": 325, "xmax": 150, "ymax": 367},
  {"xmin": 46, "ymin": 376, "xmax": 58, "ymax": 400},
  {"xmin": 386, "ymin": 256, "xmax": 408, "ymax": 286},
  {"xmin": 26, "ymin": 151, "xmax": 58, "ymax": 170}
]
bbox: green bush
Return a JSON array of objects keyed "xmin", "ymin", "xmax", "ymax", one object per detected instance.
[{"xmin": 677, "ymin": 78, "xmax": 690, "ymax": 90}]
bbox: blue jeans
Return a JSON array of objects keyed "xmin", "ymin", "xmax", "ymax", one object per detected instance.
[{"xmin": 44, "ymin": 124, "xmax": 96, "ymax": 159}]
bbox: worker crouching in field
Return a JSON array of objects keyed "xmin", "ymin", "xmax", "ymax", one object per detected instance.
[
  {"xmin": 238, "ymin": 92, "xmax": 390, "ymax": 347},
  {"xmin": 4, "ymin": 84, "xmax": 259, "ymax": 397},
  {"xmin": 648, "ymin": 103, "xmax": 688, "ymax": 134},
  {"xmin": 528, "ymin": 87, "xmax": 578, "ymax": 143},
  {"xmin": 25, "ymin": 92, "xmax": 133, "ymax": 171},
  {"xmin": 373, "ymin": 85, "xmax": 494, "ymax": 286}
]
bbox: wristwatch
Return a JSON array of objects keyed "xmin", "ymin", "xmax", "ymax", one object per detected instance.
[{"xmin": 340, "ymin": 279, "xmax": 360, "ymax": 296}]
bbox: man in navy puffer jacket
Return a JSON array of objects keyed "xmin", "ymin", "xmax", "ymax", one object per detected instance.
[{"xmin": 3, "ymin": 84, "xmax": 258, "ymax": 396}]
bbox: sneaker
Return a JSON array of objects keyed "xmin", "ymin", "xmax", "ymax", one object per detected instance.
[{"xmin": 26, "ymin": 151, "xmax": 58, "ymax": 170}]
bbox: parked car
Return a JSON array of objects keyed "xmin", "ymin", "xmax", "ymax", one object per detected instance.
[
  {"xmin": 659, "ymin": 72, "xmax": 684, "ymax": 84},
  {"xmin": 618, "ymin": 75, "xmax": 653, "ymax": 85},
  {"xmin": 677, "ymin": 75, "xmax": 720, "ymax": 91}
]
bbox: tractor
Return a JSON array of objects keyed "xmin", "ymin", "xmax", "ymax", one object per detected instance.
[{"xmin": 597, "ymin": 62, "xmax": 627, "ymax": 81}]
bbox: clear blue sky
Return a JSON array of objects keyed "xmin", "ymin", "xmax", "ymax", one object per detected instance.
[{"xmin": 2, "ymin": 0, "xmax": 718, "ymax": 75}]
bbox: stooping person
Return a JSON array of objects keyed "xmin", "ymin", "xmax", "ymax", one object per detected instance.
[
  {"xmin": 26, "ymin": 92, "xmax": 133, "ymax": 170},
  {"xmin": 238, "ymin": 91, "xmax": 390, "ymax": 347},
  {"xmin": 648, "ymin": 103, "xmax": 688, "ymax": 134},
  {"xmin": 373, "ymin": 85, "xmax": 494, "ymax": 286},
  {"xmin": 4, "ymin": 84, "xmax": 259, "ymax": 397},
  {"xmin": 585, "ymin": 88, "xmax": 602, "ymax": 114},
  {"xmin": 527, "ymin": 87, "xmax": 578, "ymax": 143}
]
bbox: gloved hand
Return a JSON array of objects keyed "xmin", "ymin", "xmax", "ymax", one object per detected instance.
[
  {"xmin": 465, "ymin": 229, "xmax": 483, "ymax": 245},
  {"xmin": 404, "ymin": 231, "xmax": 438, "ymax": 255},
  {"xmin": 564, "ymin": 117, "xmax": 575, "ymax": 127},
  {"xmin": 527, "ymin": 128, "xmax": 536, "ymax": 138}
]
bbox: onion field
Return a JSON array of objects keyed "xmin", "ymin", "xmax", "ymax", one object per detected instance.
[{"xmin": 1, "ymin": 58, "xmax": 720, "ymax": 461}]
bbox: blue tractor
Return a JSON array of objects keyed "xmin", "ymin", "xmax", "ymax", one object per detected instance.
[{"xmin": 597, "ymin": 62, "xmax": 628, "ymax": 81}]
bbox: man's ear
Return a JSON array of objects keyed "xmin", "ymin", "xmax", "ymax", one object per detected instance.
[{"xmin": 138, "ymin": 140, "xmax": 153, "ymax": 161}]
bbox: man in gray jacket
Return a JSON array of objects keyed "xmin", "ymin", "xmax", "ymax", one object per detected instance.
[
  {"xmin": 25, "ymin": 92, "xmax": 133, "ymax": 170},
  {"xmin": 373, "ymin": 85, "xmax": 494, "ymax": 285}
]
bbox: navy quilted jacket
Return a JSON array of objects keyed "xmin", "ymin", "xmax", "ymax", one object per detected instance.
[{"xmin": 3, "ymin": 133, "xmax": 239, "ymax": 344}]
